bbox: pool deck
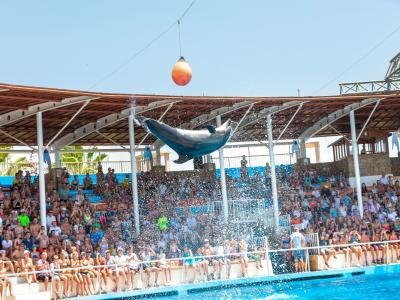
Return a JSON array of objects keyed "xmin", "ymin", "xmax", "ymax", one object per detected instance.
[{"xmin": 69, "ymin": 263, "xmax": 400, "ymax": 300}]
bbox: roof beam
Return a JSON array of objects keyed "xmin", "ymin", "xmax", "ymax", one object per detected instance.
[
  {"xmin": 0, "ymin": 96, "xmax": 99, "ymax": 128},
  {"xmin": 53, "ymin": 100, "xmax": 177, "ymax": 149},
  {"xmin": 235, "ymin": 101, "xmax": 306, "ymax": 132},
  {"xmin": 300, "ymin": 97, "xmax": 384, "ymax": 141}
]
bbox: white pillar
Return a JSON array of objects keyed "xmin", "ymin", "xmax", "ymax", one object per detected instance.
[
  {"xmin": 216, "ymin": 115, "xmax": 229, "ymax": 223},
  {"xmin": 54, "ymin": 148, "xmax": 61, "ymax": 168},
  {"xmin": 350, "ymin": 110, "xmax": 363, "ymax": 218},
  {"xmin": 267, "ymin": 114, "xmax": 279, "ymax": 228},
  {"xmin": 298, "ymin": 137, "xmax": 306, "ymax": 159},
  {"xmin": 37, "ymin": 112, "xmax": 47, "ymax": 230},
  {"xmin": 156, "ymin": 147, "xmax": 162, "ymax": 166},
  {"xmin": 129, "ymin": 109, "xmax": 140, "ymax": 236}
]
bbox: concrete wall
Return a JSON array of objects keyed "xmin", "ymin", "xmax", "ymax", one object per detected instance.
[
  {"xmin": 306, "ymin": 153, "xmax": 392, "ymax": 179},
  {"xmin": 391, "ymin": 157, "xmax": 400, "ymax": 176}
]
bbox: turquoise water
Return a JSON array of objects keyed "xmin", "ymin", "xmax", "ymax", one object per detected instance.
[{"xmin": 150, "ymin": 271, "xmax": 400, "ymax": 300}]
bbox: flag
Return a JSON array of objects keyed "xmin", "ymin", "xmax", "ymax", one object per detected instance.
[
  {"xmin": 291, "ymin": 140, "xmax": 298, "ymax": 156},
  {"xmin": 43, "ymin": 149, "xmax": 52, "ymax": 169},
  {"xmin": 143, "ymin": 145, "xmax": 154, "ymax": 168}
]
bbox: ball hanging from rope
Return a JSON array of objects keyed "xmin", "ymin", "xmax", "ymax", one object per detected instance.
[{"xmin": 171, "ymin": 56, "xmax": 192, "ymax": 86}]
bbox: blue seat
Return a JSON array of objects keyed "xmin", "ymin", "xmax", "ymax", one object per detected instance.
[{"xmin": 190, "ymin": 207, "xmax": 201, "ymax": 214}]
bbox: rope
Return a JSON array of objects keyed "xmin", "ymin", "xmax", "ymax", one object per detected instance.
[{"xmin": 89, "ymin": 1, "xmax": 196, "ymax": 90}]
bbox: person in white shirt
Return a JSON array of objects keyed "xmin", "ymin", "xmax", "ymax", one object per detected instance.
[
  {"xmin": 338, "ymin": 204, "xmax": 347, "ymax": 218},
  {"xmin": 46, "ymin": 211, "xmax": 56, "ymax": 229},
  {"xmin": 290, "ymin": 228, "xmax": 306, "ymax": 272},
  {"xmin": 48, "ymin": 221, "xmax": 61, "ymax": 236},
  {"xmin": 112, "ymin": 248, "xmax": 128, "ymax": 291},
  {"xmin": 388, "ymin": 208, "xmax": 397, "ymax": 222},
  {"xmin": 380, "ymin": 174, "xmax": 389, "ymax": 186},
  {"xmin": 186, "ymin": 216, "xmax": 197, "ymax": 230},
  {"xmin": 311, "ymin": 188, "xmax": 320, "ymax": 199}
]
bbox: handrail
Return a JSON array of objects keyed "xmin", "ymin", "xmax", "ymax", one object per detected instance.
[{"xmin": 4, "ymin": 239, "xmax": 400, "ymax": 278}]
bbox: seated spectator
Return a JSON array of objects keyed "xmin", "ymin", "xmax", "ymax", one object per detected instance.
[
  {"xmin": 36, "ymin": 252, "xmax": 51, "ymax": 291},
  {"xmin": 71, "ymin": 175, "xmax": 79, "ymax": 190},
  {"xmin": 83, "ymin": 173, "xmax": 93, "ymax": 190}
]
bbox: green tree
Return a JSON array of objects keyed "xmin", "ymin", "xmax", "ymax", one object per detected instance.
[
  {"xmin": 0, "ymin": 145, "xmax": 11, "ymax": 163},
  {"xmin": 61, "ymin": 146, "xmax": 108, "ymax": 174},
  {"xmin": 5, "ymin": 156, "xmax": 35, "ymax": 176},
  {"xmin": 0, "ymin": 146, "xmax": 11, "ymax": 175}
]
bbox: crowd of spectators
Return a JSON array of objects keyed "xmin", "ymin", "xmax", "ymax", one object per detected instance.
[
  {"xmin": 279, "ymin": 168, "xmax": 400, "ymax": 271},
  {"xmin": 0, "ymin": 164, "xmax": 266, "ymax": 298},
  {"xmin": 1, "ymin": 156, "xmax": 400, "ymax": 296}
]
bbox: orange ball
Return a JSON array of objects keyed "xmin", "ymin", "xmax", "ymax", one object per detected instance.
[{"xmin": 171, "ymin": 56, "xmax": 192, "ymax": 86}]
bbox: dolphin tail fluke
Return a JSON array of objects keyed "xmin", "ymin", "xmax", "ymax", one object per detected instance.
[{"xmin": 174, "ymin": 154, "xmax": 191, "ymax": 164}]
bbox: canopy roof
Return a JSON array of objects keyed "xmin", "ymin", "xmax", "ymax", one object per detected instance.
[{"xmin": 0, "ymin": 83, "xmax": 399, "ymax": 147}]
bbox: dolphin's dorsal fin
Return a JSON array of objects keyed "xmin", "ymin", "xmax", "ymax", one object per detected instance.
[
  {"xmin": 174, "ymin": 154, "xmax": 191, "ymax": 164},
  {"xmin": 204, "ymin": 125, "xmax": 216, "ymax": 134}
]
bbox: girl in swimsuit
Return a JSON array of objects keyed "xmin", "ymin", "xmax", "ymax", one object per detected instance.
[
  {"xmin": 80, "ymin": 252, "xmax": 94, "ymax": 295},
  {"xmin": 60, "ymin": 251, "xmax": 73, "ymax": 298},
  {"xmin": 239, "ymin": 239, "xmax": 249, "ymax": 278},
  {"xmin": 194, "ymin": 247, "xmax": 208, "ymax": 282},
  {"xmin": 389, "ymin": 230, "xmax": 399, "ymax": 262},
  {"xmin": 50, "ymin": 255, "xmax": 67, "ymax": 299},
  {"xmin": 71, "ymin": 251, "xmax": 84, "ymax": 296},
  {"xmin": 360, "ymin": 230, "xmax": 376, "ymax": 265},
  {"xmin": 21, "ymin": 250, "xmax": 36, "ymax": 284},
  {"xmin": 380, "ymin": 230, "xmax": 390, "ymax": 264},
  {"xmin": 348, "ymin": 230, "xmax": 362, "ymax": 267},
  {"xmin": 183, "ymin": 246, "xmax": 197, "ymax": 283}
]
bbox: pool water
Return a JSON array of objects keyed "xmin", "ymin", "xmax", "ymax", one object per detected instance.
[{"xmin": 151, "ymin": 271, "xmax": 400, "ymax": 300}]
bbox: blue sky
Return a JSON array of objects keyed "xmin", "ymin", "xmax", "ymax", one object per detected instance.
[{"xmin": 1, "ymin": 0, "xmax": 399, "ymax": 97}]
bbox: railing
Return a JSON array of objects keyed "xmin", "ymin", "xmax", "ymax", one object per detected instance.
[
  {"xmin": 212, "ymin": 153, "xmax": 295, "ymax": 169},
  {"xmin": 4, "ymin": 239, "xmax": 400, "ymax": 299},
  {"xmin": 339, "ymin": 79, "xmax": 400, "ymax": 95},
  {"xmin": 0, "ymin": 159, "xmax": 159, "ymax": 176}
]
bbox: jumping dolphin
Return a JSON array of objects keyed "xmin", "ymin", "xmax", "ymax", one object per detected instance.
[{"xmin": 138, "ymin": 117, "xmax": 233, "ymax": 164}]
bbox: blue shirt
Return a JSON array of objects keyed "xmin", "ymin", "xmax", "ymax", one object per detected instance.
[{"xmin": 90, "ymin": 230, "xmax": 104, "ymax": 244}]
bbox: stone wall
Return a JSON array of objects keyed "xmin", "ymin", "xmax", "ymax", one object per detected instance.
[
  {"xmin": 391, "ymin": 157, "xmax": 400, "ymax": 176},
  {"xmin": 301, "ymin": 153, "xmax": 392, "ymax": 178},
  {"xmin": 347, "ymin": 153, "xmax": 392, "ymax": 177}
]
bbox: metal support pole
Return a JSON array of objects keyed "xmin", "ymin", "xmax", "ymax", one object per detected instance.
[
  {"xmin": 156, "ymin": 147, "xmax": 162, "ymax": 166},
  {"xmin": 129, "ymin": 109, "xmax": 140, "ymax": 236},
  {"xmin": 54, "ymin": 148, "xmax": 61, "ymax": 168},
  {"xmin": 37, "ymin": 112, "xmax": 47, "ymax": 229},
  {"xmin": 216, "ymin": 115, "xmax": 229, "ymax": 223},
  {"xmin": 350, "ymin": 110, "xmax": 363, "ymax": 218},
  {"xmin": 267, "ymin": 114, "xmax": 279, "ymax": 228}
]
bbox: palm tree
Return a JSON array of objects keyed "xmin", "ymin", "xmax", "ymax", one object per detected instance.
[
  {"xmin": 61, "ymin": 146, "xmax": 108, "ymax": 174},
  {"xmin": 0, "ymin": 146, "xmax": 11, "ymax": 175},
  {"xmin": 4, "ymin": 157, "xmax": 35, "ymax": 176}
]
